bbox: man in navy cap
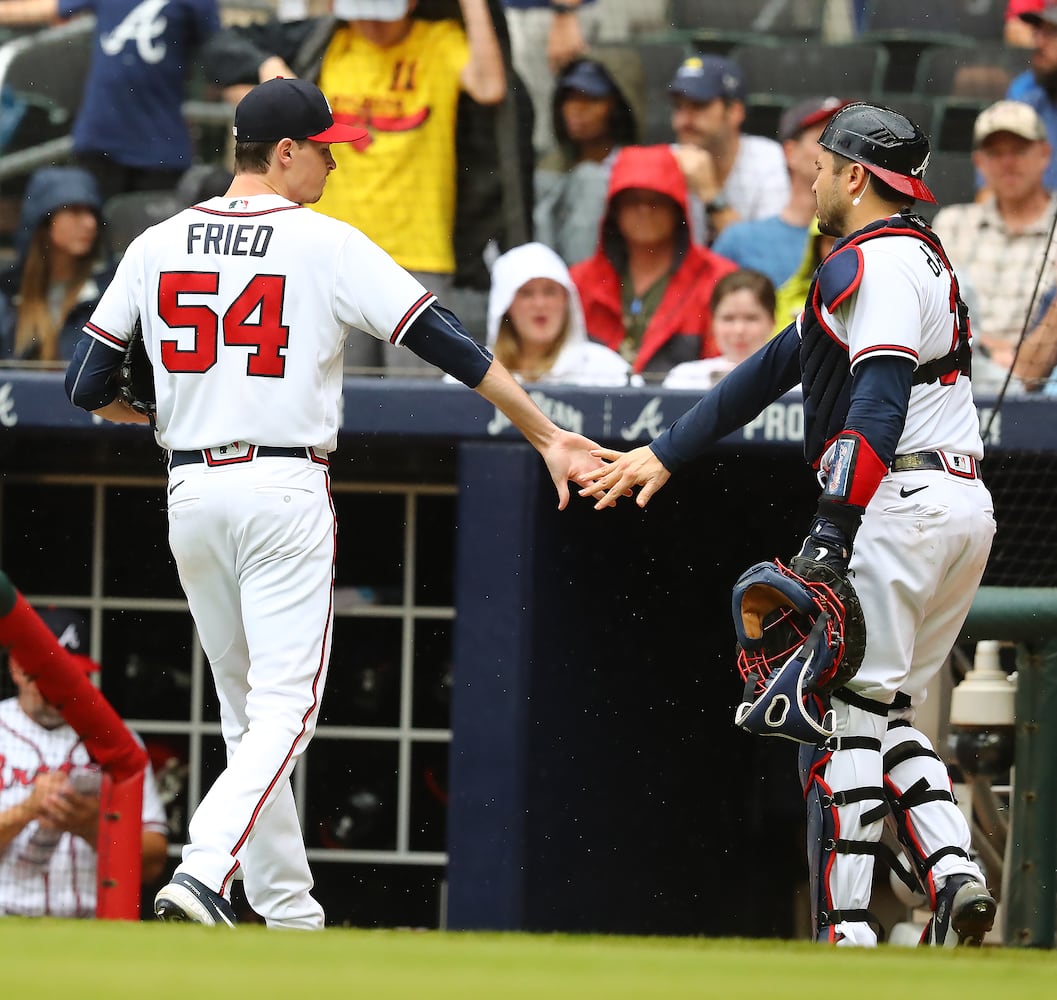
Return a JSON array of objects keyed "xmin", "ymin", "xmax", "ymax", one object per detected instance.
[{"xmin": 667, "ymin": 54, "xmax": 790, "ymax": 246}]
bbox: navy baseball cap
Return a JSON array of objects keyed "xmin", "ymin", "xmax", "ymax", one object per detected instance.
[
  {"xmin": 234, "ymin": 78, "xmax": 371, "ymax": 149},
  {"xmin": 558, "ymin": 59, "xmax": 618, "ymax": 99},
  {"xmin": 669, "ymin": 55, "xmax": 744, "ymax": 103}
]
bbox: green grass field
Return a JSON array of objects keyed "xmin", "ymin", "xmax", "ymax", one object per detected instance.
[{"xmin": 2, "ymin": 923, "xmax": 1056, "ymax": 1000}]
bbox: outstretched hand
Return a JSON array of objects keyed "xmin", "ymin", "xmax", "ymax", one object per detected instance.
[
  {"xmin": 542, "ymin": 430, "xmax": 617, "ymax": 509},
  {"xmin": 578, "ymin": 445, "xmax": 671, "ymax": 510}
]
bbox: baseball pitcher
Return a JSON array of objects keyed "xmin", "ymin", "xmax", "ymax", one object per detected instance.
[{"xmin": 65, "ymin": 77, "xmax": 602, "ymax": 927}]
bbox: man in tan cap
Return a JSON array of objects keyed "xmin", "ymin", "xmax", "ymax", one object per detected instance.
[{"xmin": 932, "ymin": 99, "xmax": 1057, "ymax": 371}]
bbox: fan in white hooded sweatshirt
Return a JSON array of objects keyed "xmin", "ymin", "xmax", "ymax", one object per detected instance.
[{"xmin": 486, "ymin": 242, "xmax": 633, "ymax": 387}]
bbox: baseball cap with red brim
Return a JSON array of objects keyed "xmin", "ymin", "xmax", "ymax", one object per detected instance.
[{"xmin": 234, "ymin": 77, "xmax": 371, "ymax": 150}]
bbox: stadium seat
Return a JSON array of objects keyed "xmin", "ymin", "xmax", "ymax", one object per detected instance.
[
  {"xmin": 671, "ymin": 0, "xmax": 826, "ymax": 50},
  {"xmin": 103, "ymin": 191, "xmax": 188, "ymax": 259},
  {"xmin": 860, "ymin": 0, "xmax": 1006, "ymax": 41},
  {"xmin": 859, "ymin": 0, "xmax": 1007, "ymax": 93},
  {"xmin": 914, "ymin": 44, "xmax": 1030, "ymax": 98},
  {"xmin": 629, "ymin": 38, "xmax": 694, "ymax": 145},
  {"xmin": 0, "ymin": 18, "xmax": 92, "ymax": 133},
  {"xmin": 933, "ymin": 96, "xmax": 992, "ymax": 153},
  {"xmin": 917, "ymin": 150, "xmax": 976, "ymax": 223},
  {"xmin": 879, "ymin": 95, "xmax": 939, "ymax": 139},
  {"xmin": 730, "ymin": 42, "xmax": 888, "ymax": 100},
  {"xmin": 742, "ymin": 94, "xmax": 793, "ymax": 142}
]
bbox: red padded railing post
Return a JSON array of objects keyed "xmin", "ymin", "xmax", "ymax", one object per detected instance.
[{"xmin": 95, "ymin": 770, "xmax": 146, "ymax": 920}]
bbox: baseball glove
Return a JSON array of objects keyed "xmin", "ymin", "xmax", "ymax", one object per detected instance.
[{"xmin": 117, "ymin": 321, "xmax": 156, "ymax": 424}]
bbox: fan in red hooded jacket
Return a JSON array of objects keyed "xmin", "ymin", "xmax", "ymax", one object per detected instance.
[{"xmin": 570, "ymin": 144, "xmax": 737, "ymax": 377}]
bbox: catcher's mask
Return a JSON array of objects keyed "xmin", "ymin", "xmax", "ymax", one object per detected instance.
[{"xmin": 731, "ymin": 560, "xmax": 852, "ymax": 744}]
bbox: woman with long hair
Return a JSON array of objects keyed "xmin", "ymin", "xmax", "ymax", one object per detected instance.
[{"xmin": 0, "ymin": 167, "xmax": 111, "ymax": 362}]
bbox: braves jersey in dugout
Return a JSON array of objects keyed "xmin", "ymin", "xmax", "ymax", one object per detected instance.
[
  {"xmin": 798, "ymin": 214, "xmax": 983, "ymax": 467},
  {"xmin": 84, "ymin": 195, "xmax": 436, "ymax": 452},
  {"xmin": 314, "ymin": 20, "xmax": 469, "ymax": 274}
]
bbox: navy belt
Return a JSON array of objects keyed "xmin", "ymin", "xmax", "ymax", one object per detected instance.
[
  {"xmin": 891, "ymin": 450, "xmax": 979, "ymax": 479},
  {"xmin": 169, "ymin": 446, "xmax": 316, "ymax": 469}
]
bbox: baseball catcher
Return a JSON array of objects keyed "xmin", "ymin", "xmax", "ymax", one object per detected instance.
[{"xmin": 581, "ymin": 102, "xmax": 998, "ymax": 948}]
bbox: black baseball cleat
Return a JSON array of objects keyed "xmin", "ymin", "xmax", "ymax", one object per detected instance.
[
  {"xmin": 155, "ymin": 873, "xmax": 237, "ymax": 927},
  {"xmin": 921, "ymin": 875, "xmax": 996, "ymax": 947}
]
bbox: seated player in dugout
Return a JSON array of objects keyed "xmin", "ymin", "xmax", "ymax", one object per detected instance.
[
  {"xmin": 199, "ymin": 0, "xmax": 525, "ymax": 369},
  {"xmin": 0, "ymin": 608, "xmax": 169, "ymax": 918}
]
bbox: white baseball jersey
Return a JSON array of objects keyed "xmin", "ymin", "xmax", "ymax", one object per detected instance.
[
  {"xmin": 814, "ymin": 233, "xmax": 984, "ymax": 461},
  {"xmin": 84, "ymin": 194, "xmax": 437, "ymax": 452},
  {"xmin": 0, "ymin": 698, "xmax": 168, "ymax": 918}
]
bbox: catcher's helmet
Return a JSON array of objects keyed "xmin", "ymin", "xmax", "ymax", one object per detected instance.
[{"xmin": 818, "ymin": 102, "xmax": 936, "ymax": 204}]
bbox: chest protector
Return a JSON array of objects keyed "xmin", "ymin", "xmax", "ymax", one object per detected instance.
[{"xmin": 799, "ymin": 213, "xmax": 971, "ymax": 466}]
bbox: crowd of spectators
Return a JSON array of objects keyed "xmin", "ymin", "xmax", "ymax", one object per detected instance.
[{"xmin": 1, "ymin": 0, "xmax": 1056, "ymax": 393}]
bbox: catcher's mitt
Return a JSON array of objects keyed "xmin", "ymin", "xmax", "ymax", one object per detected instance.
[
  {"xmin": 118, "ymin": 321, "xmax": 156, "ymax": 425},
  {"xmin": 731, "ymin": 558, "xmax": 867, "ymax": 744}
]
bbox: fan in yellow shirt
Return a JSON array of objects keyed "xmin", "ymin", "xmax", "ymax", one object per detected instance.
[{"xmin": 315, "ymin": 0, "xmax": 505, "ymax": 284}]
